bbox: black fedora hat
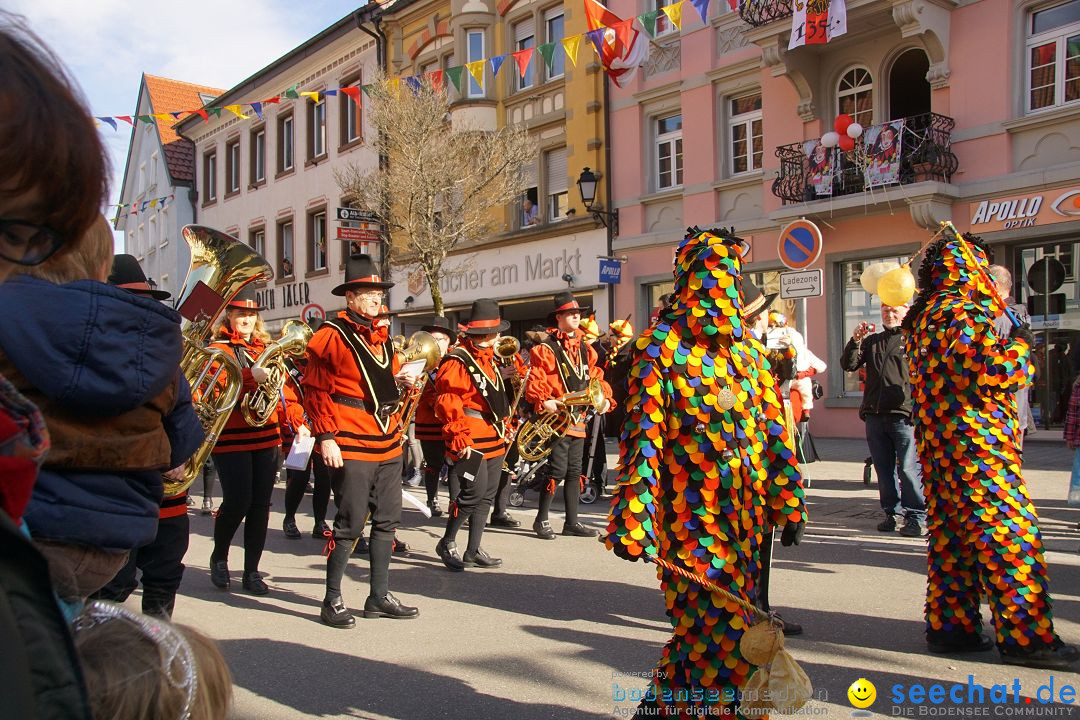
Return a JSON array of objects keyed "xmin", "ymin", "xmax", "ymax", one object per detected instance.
[
  {"xmin": 108, "ymin": 254, "xmax": 171, "ymax": 300},
  {"xmin": 225, "ymin": 286, "xmax": 268, "ymax": 311},
  {"xmin": 462, "ymin": 298, "xmax": 509, "ymax": 335},
  {"xmin": 421, "ymin": 316, "xmax": 453, "ymax": 336},
  {"xmin": 332, "ymin": 254, "xmax": 394, "ymax": 296},
  {"xmin": 742, "ymin": 278, "xmax": 777, "ymax": 322},
  {"xmin": 552, "ymin": 290, "xmax": 590, "ymax": 316}
]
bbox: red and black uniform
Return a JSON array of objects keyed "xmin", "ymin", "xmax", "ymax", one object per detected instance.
[
  {"xmin": 414, "ymin": 368, "xmax": 449, "ymax": 511},
  {"xmin": 208, "ymin": 329, "xmax": 283, "ymax": 580},
  {"xmin": 525, "ymin": 328, "xmax": 612, "ymax": 529},
  {"xmin": 435, "ymin": 338, "xmax": 511, "ymax": 558},
  {"xmin": 492, "ymin": 351, "xmax": 528, "ymax": 520},
  {"xmin": 281, "ymin": 358, "xmax": 331, "ymax": 536},
  {"xmin": 304, "ymin": 309, "xmax": 404, "ymax": 604}
]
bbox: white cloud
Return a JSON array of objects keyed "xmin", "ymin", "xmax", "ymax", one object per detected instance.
[{"xmin": 7, "ymin": 0, "xmax": 363, "ymax": 248}]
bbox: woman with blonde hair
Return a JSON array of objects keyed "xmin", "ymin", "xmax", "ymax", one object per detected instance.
[{"xmin": 207, "ymin": 286, "xmax": 282, "ymax": 595}]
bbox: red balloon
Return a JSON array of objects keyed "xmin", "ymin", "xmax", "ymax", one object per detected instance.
[
  {"xmin": 838, "ymin": 135, "xmax": 856, "ymax": 152},
  {"xmin": 834, "ymin": 114, "xmax": 853, "ymax": 134}
]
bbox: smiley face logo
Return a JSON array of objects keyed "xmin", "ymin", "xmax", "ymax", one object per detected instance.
[{"xmin": 848, "ymin": 678, "xmax": 876, "ymax": 708}]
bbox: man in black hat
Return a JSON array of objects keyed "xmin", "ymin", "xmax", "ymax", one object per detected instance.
[
  {"xmin": 303, "ymin": 254, "xmax": 422, "ymax": 628},
  {"xmin": 524, "ymin": 291, "xmax": 613, "ymax": 539},
  {"xmin": 108, "ymin": 253, "xmax": 172, "ymax": 301},
  {"xmin": 413, "ymin": 317, "xmax": 455, "ymax": 516},
  {"xmin": 433, "ymin": 299, "xmax": 512, "ymax": 571}
]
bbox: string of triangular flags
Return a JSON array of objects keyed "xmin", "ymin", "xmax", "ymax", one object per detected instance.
[
  {"xmin": 110, "ymin": 193, "xmax": 174, "ymax": 217},
  {"xmin": 93, "ymin": 0, "xmax": 716, "ymax": 132}
]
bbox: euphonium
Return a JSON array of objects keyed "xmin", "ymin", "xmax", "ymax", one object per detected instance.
[
  {"xmin": 516, "ymin": 378, "xmax": 605, "ymax": 462},
  {"xmin": 392, "ymin": 331, "xmax": 444, "ymax": 438},
  {"xmin": 240, "ymin": 320, "xmax": 313, "ymax": 427},
  {"xmin": 494, "ymin": 335, "xmax": 519, "ymax": 363},
  {"xmin": 168, "ymin": 225, "xmax": 272, "ymax": 496},
  {"xmin": 392, "ymin": 334, "xmax": 406, "ymax": 353}
]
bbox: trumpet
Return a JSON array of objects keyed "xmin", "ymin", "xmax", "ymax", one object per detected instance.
[
  {"xmin": 494, "ymin": 335, "xmax": 519, "ymax": 363},
  {"xmin": 516, "ymin": 378, "xmax": 606, "ymax": 462},
  {"xmin": 391, "ymin": 331, "xmax": 444, "ymax": 439}
]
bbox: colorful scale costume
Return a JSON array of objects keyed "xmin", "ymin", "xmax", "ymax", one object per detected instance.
[
  {"xmin": 904, "ymin": 233, "xmax": 1060, "ymax": 652},
  {"xmin": 603, "ymin": 228, "xmax": 806, "ymax": 714}
]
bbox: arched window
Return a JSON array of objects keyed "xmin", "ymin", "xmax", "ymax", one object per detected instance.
[
  {"xmin": 837, "ymin": 67, "xmax": 873, "ymax": 127},
  {"xmin": 888, "ymin": 49, "xmax": 931, "ymax": 119}
]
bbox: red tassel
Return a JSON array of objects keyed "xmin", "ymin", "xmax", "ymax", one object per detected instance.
[
  {"xmin": 579, "ymin": 474, "xmax": 588, "ymax": 492},
  {"xmin": 546, "ymin": 478, "xmax": 557, "ymax": 495},
  {"xmin": 450, "ymin": 501, "xmax": 459, "ymax": 518},
  {"xmin": 322, "ymin": 530, "xmax": 335, "ymax": 556}
]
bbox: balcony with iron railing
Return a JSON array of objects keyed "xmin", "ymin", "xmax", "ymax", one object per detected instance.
[
  {"xmin": 738, "ymin": 0, "xmax": 793, "ymax": 28},
  {"xmin": 771, "ymin": 112, "xmax": 958, "ymax": 204}
]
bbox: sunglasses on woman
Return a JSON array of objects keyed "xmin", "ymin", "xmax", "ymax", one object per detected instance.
[{"xmin": 0, "ymin": 218, "xmax": 67, "ymax": 266}]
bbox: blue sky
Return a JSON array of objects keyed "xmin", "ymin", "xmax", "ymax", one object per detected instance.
[{"xmin": 8, "ymin": 0, "xmax": 365, "ymax": 249}]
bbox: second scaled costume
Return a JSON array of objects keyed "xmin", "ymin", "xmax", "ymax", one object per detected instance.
[{"xmin": 604, "ymin": 227, "xmax": 807, "ymax": 715}]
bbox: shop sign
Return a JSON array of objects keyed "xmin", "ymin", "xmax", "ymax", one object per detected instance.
[
  {"xmin": 255, "ymin": 281, "xmax": 311, "ymax": 312},
  {"xmin": 599, "ymin": 258, "xmax": 622, "ymax": 284},
  {"xmin": 969, "ymin": 186, "xmax": 1080, "ymax": 231}
]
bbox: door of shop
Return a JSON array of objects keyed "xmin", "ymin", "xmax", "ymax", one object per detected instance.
[{"xmin": 1016, "ymin": 241, "xmax": 1080, "ymax": 429}]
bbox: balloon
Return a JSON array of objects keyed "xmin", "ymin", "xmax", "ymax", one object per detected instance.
[
  {"xmin": 821, "ymin": 132, "xmax": 840, "ymax": 148},
  {"xmin": 838, "ymin": 135, "xmax": 856, "ymax": 152},
  {"xmin": 846, "ymin": 122, "xmax": 863, "ymax": 139},
  {"xmin": 878, "ymin": 265, "xmax": 917, "ymax": 307},
  {"xmin": 834, "ymin": 114, "xmax": 853, "ymax": 134},
  {"xmin": 859, "ymin": 262, "xmax": 897, "ymax": 295}
]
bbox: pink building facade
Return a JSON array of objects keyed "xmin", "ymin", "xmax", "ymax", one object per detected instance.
[{"xmin": 606, "ymin": 0, "xmax": 1080, "ymax": 438}]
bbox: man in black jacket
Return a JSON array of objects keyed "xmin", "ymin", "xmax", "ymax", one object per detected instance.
[{"xmin": 840, "ymin": 302, "xmax": 927, "ymax": 536}]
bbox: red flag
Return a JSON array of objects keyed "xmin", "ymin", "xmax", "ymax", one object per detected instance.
[
  {"xmin": 116, "ymin": 116, "xmax": 134, "ymax": 126},
  {"xmin": 513, "ymin": 48, "xmax": 535, "ymax": 78},
  {"xmin": 340, "ymin": 86, "xmax": 362, "ymax": 106},
  {"xmin": 195, "ymin": 109, "xmax": 209, "ymax": 123},
  {"xmin": 429, "ymin": 69, "xmax": 445, "ymax": 93},
  {"xmin": 582, "ymin": 0, "xmax": 649, "ymax": 87}
]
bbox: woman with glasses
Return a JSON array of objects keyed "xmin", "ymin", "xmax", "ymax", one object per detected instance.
[
  {"xmin": 0, "ymin": 13, "xmax": 115, "ymax": 720},
  {"xmin": 206, "ymin": 287, "xmax": 283, "ymax": 596}
]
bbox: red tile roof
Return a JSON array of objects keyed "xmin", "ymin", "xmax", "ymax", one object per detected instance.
[{"xmin": 143, "ymin": 74, "xmax": 224, "ymax": 183}]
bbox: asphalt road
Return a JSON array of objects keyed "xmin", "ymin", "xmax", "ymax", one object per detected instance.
[{"xmin": 167, "ymin": 438, "xmax": 1080, "ymax": 719}]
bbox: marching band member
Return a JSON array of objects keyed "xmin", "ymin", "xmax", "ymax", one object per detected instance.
[
  {"xmin": 525, "ymin": 291, "xmax": 612, "ymax": 539},
  {"xmin": 583, "ymin": 318, "xmax": 635, "ymax": 496},
  {"xmin": 413, "ymin": 316, "xmax": 454, "ymax": 517},
  {"xmin": 434, "ymin": 299, "xmax": 511, "ymax": 571},
  {"xmin": 207, "ymin": 287, "xmax": 282, "ymax": 596},
  {"xmin": 489, "ymin": 341, "xmax": 529, "ymax": 528},
  {"xmin": 281, "ymin": 345, "xmax": 331, "ymax": 541},
  {"xmin": 304, "ymin": 255, "xmax": 421, "ymax": 629}
]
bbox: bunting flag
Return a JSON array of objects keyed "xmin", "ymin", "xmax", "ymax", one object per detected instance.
[
  {"xmin": 562, "ymin": 35, "xmax": 582, "ymax": 67},
  {"xmin": 405, "ymin": 76, "xmax": 422, "ymax": 93},
  {"xmin": 788, "ymin": 0, "xmax": 847, "ymax": 48},
  {"xmin": 111, "ymin": 193, "xmax": 174, "ymax": 217},
  {"xmin": 90, "ymin": 5, "xmax": 714, "ymax": 133},
  {"xmin": 512, "ymin": 47, "xmax": 534, "ymax": 78},
  {"xmin": 662, "ymin": 2, "xmax": 684, "ymax": 30},
  {"xmin": 465, "ymin": 60, "xmax": 485, "ymax": 87}
]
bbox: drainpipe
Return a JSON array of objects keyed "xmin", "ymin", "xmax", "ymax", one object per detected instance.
[
  {"xmin": 603, "ymin": 73, "xmax": 615, "ymax": 326},
  {"xmin": 355, "ymin": 10, "xmax": 392, "ymax": 285}
]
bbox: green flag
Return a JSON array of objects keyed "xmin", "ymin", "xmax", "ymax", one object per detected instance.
[
  {"xmin": 537, "ymin": 42, "xmax": 557, "ymax": 70},
  {"xmin": 445, "ymin": 66, "xmax": 464, "ymax": 93},
  {"xmin": 284, "ymin": 85, "xmax": 300, "ymax": 99},
  {"xmin": 639, "ymin": 11, "xmax": 660, "ymax": 37}
]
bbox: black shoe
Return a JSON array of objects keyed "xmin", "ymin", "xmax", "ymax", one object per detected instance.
[
  {"xmin": 283, "ymin": 519, "xmax": 301, "ymax": 539},
  {"xmin": 533, "ymin": 519, "xmax": 557, "ymax": 540},
  {"xmin": 428, "ymin": 501, "xmax": 443, "ymax": 518},
  {"xmin": 462, "ymin": 548, "xmax": 503, "ymax": 568},
  {"xmin": 353, "ymin": 536, "xmax": 369, "ymax": 556},
  {"xmin": 776, "ymin": 615, "xmax": 803, "ymax": 636},
  {"xmin": 1001, "ymin": 641, "xmax": 1080, "ymax": 670},
  {"xmin": 242, "ymin": 572, "xmax": 269, "ymax": 596},
  {"xmin": 321, "ymin": 597, "xmax": 356, "ymax": 629},
  {"xmin": 489, "ymin": 513, "xmax": 520, "ymax": 528},
  {"xmin": 209, "ymin": 560, "xmax": 230, "ymax": 589},
  {"xmin": 392, "ymin": 538, "xmax": 410, "ymax": 555},
  {"xmin": 877, "ymin": 516, "xmax": 898, "ymax": 532},
  {"xmin": 312, "ymin": 522, "xmax": 331, "ymax": 539},
  {"xmin": 899, "ymin": 517, "xmax": 929, "ymax": 537},
  {"xmin": 561, "ymin": 522, "xmax": 599, "ymax": 537},
  {"xmin": 436, "ymin": 538, "xmax": 466, "ymax": 571},
  {"xmin": 363, "ymin": 592, "xmax": 419, "ymax": 619},
  {"xmin": 927, "ymin": 632, "xmax": 994, "ymax": 654}
]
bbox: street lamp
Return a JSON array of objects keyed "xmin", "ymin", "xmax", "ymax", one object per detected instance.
[
  {"xmin": 576, "ymin": 167, "xmax": 618, "ymax": 237},
  {"xmin": 147, "ymin": 277, "xmax": 157, "ymax": 290}
]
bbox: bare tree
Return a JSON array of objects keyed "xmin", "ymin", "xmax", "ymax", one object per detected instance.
[{"xmin": 335, "ymin": 74, "xmax": 536, "ymax": 315}]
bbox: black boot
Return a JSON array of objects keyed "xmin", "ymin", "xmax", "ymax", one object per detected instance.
[
  {"xmin": 462, "ymin": 548, "xmax": 502, "ymax": 568},
  {"xmin": 209, "ymin": 559, "xmax": 230, "ymax": 589},
  {"xmin": 363, "ymin": 592, "xmax": 419, "ymax": 619},
  {"xmin": 321, "ymin": 596, "xmax": 355, "ymax": 629},
  {"xmin": 437, "ymin": 511, "xmax": 468, "ymax": 571},
  {"xmin": 1001, "ymin": 640, "xmax": 1080, "ymax": 670},
  {"xmin": 927, "ymin": 631, "xmax": 994, "ymax": 654}
]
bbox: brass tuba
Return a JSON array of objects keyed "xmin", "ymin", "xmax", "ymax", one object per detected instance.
[
  {"xmin": 391, "ymin": 331, "xmax": 444, "ymax": 439},
  {"xmin": 240, "ymin": 319, "xmax": 313, "ymax": 426},
  {"xmin": 168, "ymin": 226, "xmax": 273, "ymax": 496},
  {"xmin": 516, "ymin": 378, "xmax": 605, "ymax": 462}
]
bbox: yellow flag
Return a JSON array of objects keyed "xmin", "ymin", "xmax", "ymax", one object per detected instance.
[
  {"xmin": 300, "ymin": 91, "xmax": 321, "ymax": 103},
  {"xmin": 224, "ymin": 104, "xmax": 250, "ymax": 119},
  {"xmin": 465, "ymin": 60, "xmax": 485, "ymax": 87},
  {"xmin": 562, "ymin": 35, "xmax": 581, "ymax": 68},
  {"xmin": 662, "ymin": 1, "xmax": 684, "ymax": 29},
  {"xmin": 152, "ymin": 113, "xmax": 172, "ymax": 123}
]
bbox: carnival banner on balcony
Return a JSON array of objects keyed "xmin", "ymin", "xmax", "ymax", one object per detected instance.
[
  {"xmin": 583, "ymin": 0, "xmax": 650, "ymax": 88},
  {"xmin": 863, "ymin": 120, "xmax": 903, "ymax": 187},
  {"xmin": 803, "ymin": 140, "xmax": 834, "ymax": 197},
  {"xmin": 788, "ymin": 0, "xmax": 847, "ymax": 49}
]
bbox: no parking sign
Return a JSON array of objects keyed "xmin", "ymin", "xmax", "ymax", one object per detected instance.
[{"xmin": 777, "ymin": 219, "xmax": 823, "ymax": 270}]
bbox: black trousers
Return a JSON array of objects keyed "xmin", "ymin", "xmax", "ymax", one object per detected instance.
[
  {"xmin": 420, "ymin": 439, "xmax": 453, "ymax": 505},
  {"xmin": 493, "ymin": 441, "xmax": 519, "ymax": 516},
  {"xmin": 94, "ymin": 512, "xmax": 189, "ymax": 617},
  {"xmin": 443, "ymin": 453, "xmax": 503, "ymax": 553},
  {"xmin": 329, "ymin": 455, "xmax": 403, "ymax": 540},
  {"xmin": 211, "ymin": 446, "xmax": 279, "ymax": 573},
  {"xmin": 284, "ymin": 453, "xmax": 331, "ymax": 527},
  {"xmin": 537, "ymin": 434, "xmax": 584, "ymax": 525}
]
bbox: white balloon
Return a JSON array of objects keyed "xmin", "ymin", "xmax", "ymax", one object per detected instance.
[
  {"xmin": 858, "ymin": 262, "xmax": 898, "ymax": 295},
  {"xmin": 846, "ymin": 122, "xmax": 863, "ymax": 139},
  {"xmin": 821, "ymin": 131, "xmax": 840, "ymax": 148}
]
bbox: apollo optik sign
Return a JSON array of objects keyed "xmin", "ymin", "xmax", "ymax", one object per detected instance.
[{"xmin": 970, "ymin": 185, "xmax": 1080, "ymax": 232}]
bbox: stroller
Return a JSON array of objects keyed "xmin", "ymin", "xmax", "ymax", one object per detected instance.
[{"xmin": 507, "ymin": 457, "xmax": 550, "ymax": 508}]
